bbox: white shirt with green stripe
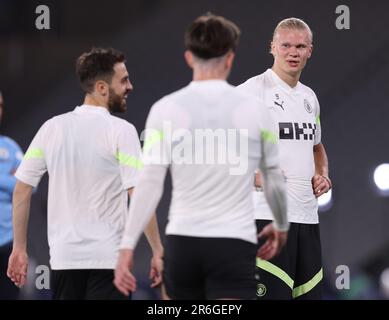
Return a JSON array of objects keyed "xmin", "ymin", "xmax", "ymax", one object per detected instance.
[
  {"xmin": 16, "ymin": 105, "xmax": 141, "ymax": 269},
  {"xmin": 120, "ymin": 80, "xmax": 286, "ymax": 250},
  {"xmin": 238, "ymin": 69, "xmax": 321, "ymax": 224}
]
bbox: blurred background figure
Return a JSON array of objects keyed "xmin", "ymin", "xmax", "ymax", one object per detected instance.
[{"xmin": 0, "ymin": 91, "xmax": 24, "ymax": 299}]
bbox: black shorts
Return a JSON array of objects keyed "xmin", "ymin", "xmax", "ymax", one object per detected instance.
[
  {"xmin": 51, "ymin": 269, "xmax": 130, "ymax": 300},
  {"xmin": 163, "ymin": 235, "xmax": 257, "ymax": 300},
  {"xmin": 255, "ymin": 220, "xmax": 323, "ymax": 300}
]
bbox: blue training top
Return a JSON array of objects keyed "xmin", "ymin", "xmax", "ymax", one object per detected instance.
[{"xmin": 0, "ymin": 135, "xmax": 23, "ymax": 246}]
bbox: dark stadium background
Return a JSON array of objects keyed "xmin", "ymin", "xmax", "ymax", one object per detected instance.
[{"xmin": 1, "ymin": 0, "xmax": 388, "ymax": 299}]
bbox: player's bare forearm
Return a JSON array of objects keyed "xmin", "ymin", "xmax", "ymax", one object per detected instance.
[
  {"xmin": 12, "ymin": 180, "xmax": 33, "ymax": 251},
  {"xmin": 144, "ymin": 214, "xmax": 164, "ymax": 257},
  {"xmin": 127, "ymin": 187, "xmax": 163, "ymax": 256},
  {"xmin": 313, "ymin": 143, "xmax": 329, "ymax": 178},
  {"xmin": 312, "ymin": 143, "xmax": 332, "ymax": 197}
]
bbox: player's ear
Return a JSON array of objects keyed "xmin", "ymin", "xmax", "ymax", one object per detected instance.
[
  {"xmin": 307, "ymin": 44, "xmax": 313, "ymax": 59},
  {"xmin": 95, "ymin": 80, "xmax": 109, "ymax": 97},
  {"xmin": 225, "ymin": 51, "xmax": 235, "ymax": 70},
  {"xmin": 184, "ymin": 50, "xmax": 194, "ymax": 69},
  {"xmin": 270, "ymin": 40, "xmax": 276, "ymax": 57}
]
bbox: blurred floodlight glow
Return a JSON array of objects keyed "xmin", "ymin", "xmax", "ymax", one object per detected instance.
[
  {"xmin": 380, "ymin": 268, "xmax": 389, "ymax": 299},
  {"xmin": 318, "ymin": 189, "xmax": 332, "ymax": 211},
  {"xmin": 374, "ymin": 164, "xmax": 389, "ymax": 191}
]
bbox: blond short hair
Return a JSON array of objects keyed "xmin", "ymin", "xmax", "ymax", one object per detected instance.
[{"xmin": 273, "ymin": 17, "xmax": 313, "ymax": 44}]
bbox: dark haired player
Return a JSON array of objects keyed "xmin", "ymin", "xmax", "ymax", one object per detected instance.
[
  {"xmin": 8, "ymin": 47, "xmax": 163, "ymax": 300},
  {"xmin": 114, "ymin": 14, "xmax": 289, "ymax": 300}
]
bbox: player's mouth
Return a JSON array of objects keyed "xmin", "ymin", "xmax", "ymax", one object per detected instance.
[{"xmin": 287, "ymin": 60, "xmax": 299, "ymax": 67}]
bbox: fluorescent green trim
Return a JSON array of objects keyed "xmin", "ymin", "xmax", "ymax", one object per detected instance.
[
  {"xmin": 316, "ymin": 116, "xmax": 321, "ymax": 125},
  {"xmin": 256, "ymin": 258, "xmax": 294, "ymax": 289},
  {"xmin": 116, "ymin": 152, "xmax": 143, "ymax": 170},
  {"xmin": 292, "ymin": 268, "xmax": 323, "ymax": 298},
  {"xmin": 261, "ymin": 129, "xmax": 278, "ymax": 144},
  {"xmin": 143, "ymin": 130, "xmax": 164, "ymax": 152},
  {"xmin": 24, "ymin": 148, "xmax": 44, "ymax": 160}
]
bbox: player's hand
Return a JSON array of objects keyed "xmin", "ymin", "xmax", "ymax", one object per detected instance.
[
  {"xmin": 149, "ymin": 252, "xmax": 163, "ymax": 288},
  {"xmin": 257, "ymin": 223, "xmax": 288, "ymax": 260},
  {"xmin": 254, "ymin": 170, "xmax": 263, "ymax": 191},
  {"xmin": 114, "ymin": 249, "xmax": 137, "ymax": 296},
  {"xmin": 7, "ymin": 248, "xmax": 28, "ymax": 288},
  {"xmin": 312, "ymin": 174, "xmax": 332, "ymax": 198}
]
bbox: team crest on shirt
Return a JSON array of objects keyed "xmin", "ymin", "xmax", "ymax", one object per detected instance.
[{"xmin": 304, "ymin": 99, "xmax": 313, "ymax": 113}]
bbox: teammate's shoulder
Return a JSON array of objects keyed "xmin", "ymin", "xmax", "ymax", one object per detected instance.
[
  {"xmin": 234, "ymin": 88, "xmax": 261, "ymax": 106},
  {"xmin": 50, "ymin": 110, "xmax": 75, "ymax": 123},
  {"xmin": 298, "ymin": 81, "xmax": 318, "ymax": 99},
  {"xmin": 148, "ymin": 91, "xmax": 181, "ymax": 116},
  {"xmin": 110, "ymin": 117, "xmax": 140, "ymax": 140},
  {"xmin": 233, "ymin": 88, "xmax": 264, "ymax": 116},
  {"xmin": 109, "ymin": 115, "xmax": 137, "ymax": 131},
  {"xmin": 153, "ymin": 94, "xmax": 172, "ymax": 107},
  {"xmin": 38, "ymin": 115, "xmax": 62, "ymax": 130},
  {"xmin": 236, "ymin": 71, "xmax": 272, "ymax": 98},
  {"xmin": 38, "ymin": 112, "xmax": 72, "ymax": 132},
  {"xmin": 237, "ymin": 73, "xmax": 266, "ymax": 89},
  {"xmin": 159, "ymin": 84, "xmax": 193, "ymax": 103}
]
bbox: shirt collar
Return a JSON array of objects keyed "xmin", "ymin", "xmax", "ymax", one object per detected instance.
[
  {"xmin": 74, "ymin": 105, "xmax": 110, "ymax": 115},
  {"xmin": 267, "ymin": 68, "xmax": 302, "ymax": 93},
  {"xmin": 189, "ymin": 79, "xmax": 230, "ymax": 89}
]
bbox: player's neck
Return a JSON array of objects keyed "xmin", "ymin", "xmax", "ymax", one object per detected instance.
[
  {"xmin": 271, "ymin": 65, "xmax": 300, "ymax": 88},
  {"xmin": 83, "ymin": 94, "xmax": 108, "ymax": 110},
  {"xmin": 192, "ymin": 69, "xmax": 228, "ymax": 81}
]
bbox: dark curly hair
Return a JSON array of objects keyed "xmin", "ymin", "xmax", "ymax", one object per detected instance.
[{"xmin": 76, "ymin": 47, "xmax": 126, "ymax": 93}]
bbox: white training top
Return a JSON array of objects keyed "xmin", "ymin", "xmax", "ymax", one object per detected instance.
[
  {"xmin": 238, "ymin": 69, "xmax": 321, "ymax": 224},
  {"xmin": 16, "ymin": 105, "xmax": 141, "ymax": 269},
  {"xmin": 137, "ymin": 80, "xmax": 281, "ymax": 244}
]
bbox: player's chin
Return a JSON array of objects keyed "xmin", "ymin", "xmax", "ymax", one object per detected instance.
[
  {"xmin": 120, "ymin": 103, "xmax": 127, "ymax": 112},
  {"xmin": 286, "ymin": 66, "xmax": 302, "ymax": 74}
]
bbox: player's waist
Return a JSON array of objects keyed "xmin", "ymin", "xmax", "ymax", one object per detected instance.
[
  {"xmin": 254, "ymin": 183, "xmax": 317, "ymax": 209},
  {"xmin": 166, "ymin": 216, "xmax": 257, "ymax": 244},
  {"xmin": 285, "ymin": 178, "xmax": 316, "ymax": 201},
  {"xmin": 285, "ymin": 176, "xmax": 313, "ymax": 184},
  {"xmin": 168, "ymin": 209, "xmax": 255, "ymax": 230}
]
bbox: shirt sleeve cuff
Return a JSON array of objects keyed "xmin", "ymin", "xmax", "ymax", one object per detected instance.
[
  {"xmin": 273, "ymin": 221, "xmax": 290, "ymax": 232},
  {"xmin": 119, "ymin": 235, "xmax": 137, "ymax": 250},
  {"xmin": 14, "ymin": 172, "xmax": 40, "ymax": 188}
]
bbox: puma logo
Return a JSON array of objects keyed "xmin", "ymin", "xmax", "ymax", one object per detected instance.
[{"xmin": 274, "ymin": 100, "xmax": 285, "ymax": 110}]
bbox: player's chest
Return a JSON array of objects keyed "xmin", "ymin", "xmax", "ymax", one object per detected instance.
[
  {"xmin": 263, "ymin": 89, "xmax": 317, "ymax": 142},
  {"xmin": 263, "ymin": 89, "xmax": 315, "ymax": 120}
]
